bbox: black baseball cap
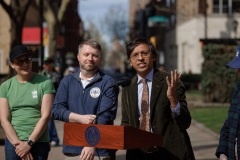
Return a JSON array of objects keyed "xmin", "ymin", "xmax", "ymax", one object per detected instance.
[
  {"xmin": 9, "ymin": 45, "xmax": 30, "ymax": 61},
  {"xmin": 227, "ymin": 46, "xmax": 240, "ymax": 68}
]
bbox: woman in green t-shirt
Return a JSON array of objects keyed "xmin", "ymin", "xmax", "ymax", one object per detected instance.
[{"xmin": 0, "ymin": 45, "xmax": 55, "ymax": 160}]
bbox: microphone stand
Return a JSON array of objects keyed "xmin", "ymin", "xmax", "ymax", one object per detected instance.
[
  {"xmin": 94, "ymin": 86, "xmax": 119, "ymax": 124},
  {"xmin": 91, "ymin": 86, "xmax": 119, "ymax": 160}
]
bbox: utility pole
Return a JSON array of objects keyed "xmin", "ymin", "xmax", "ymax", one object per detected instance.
[
  {"xmin": 39, "ymin": 0, "xmax": 44, "ymax": 70},
  {"xmin": 204, "ymin": 0, "xmax": 208, "ymax": 39}
]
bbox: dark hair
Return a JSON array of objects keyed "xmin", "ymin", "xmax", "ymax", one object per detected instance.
[
  {"xmin": 126, "ymin": 37, "xmax": 157, "ymax": 67},
  {"xmin": 43, "ymin": 57, "xmax": 54, "ymax": 64},
  {"xmin": 78, "ymin": 39, "xmax": 102, "ymax": 56}
]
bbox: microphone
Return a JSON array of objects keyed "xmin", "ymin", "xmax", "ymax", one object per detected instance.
[
  {"xmin": 94, "ymin": 77, "xmax": 131, "ymax": 123},
  {"xmin": 108, "ymin": 77, "xmax": 131, "ymax": 88}
]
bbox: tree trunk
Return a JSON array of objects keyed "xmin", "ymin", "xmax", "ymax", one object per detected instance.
[{"xmin": 35, "ymin": 0, "xmax": 71, "ymax": 58}]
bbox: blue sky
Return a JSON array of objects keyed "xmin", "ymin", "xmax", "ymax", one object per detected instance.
[
  {"xmin": 79, "ymin": 0, "xmax": 128, "ymax": 26},
  {"xmin": 78, "ymin": 0, "xmax": 129, "ymax": 43}
]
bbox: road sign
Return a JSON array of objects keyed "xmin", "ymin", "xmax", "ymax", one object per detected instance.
[{"xmin": 148, "ymin": 16, "xmax": 168, "ymax": 23}]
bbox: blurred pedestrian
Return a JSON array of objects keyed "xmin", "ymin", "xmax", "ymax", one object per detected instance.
[
  {"xmin": 216, "ymin": 46, "xmax": 240, "ymax": 160},
  {"xmin": 64, "ymin": 66, "xmax": 75, "ymax": 76},
  {"xmin": 42, "ymin": 57, "xmax": 61, "ymax": 90},
  {"xmin": 41, "ymin": 57, "xmax": 61, "ymax": 147},
  {"xmin": 121, "ymin": 38, "xmax": 195, "ymax": 160},
  {"xmin": 54, "ymin": 62, "xmax": 61, "ymax": 74},
  {"xmin": 52, "ymin": 39, "xmax": 118, "ymax": 160},
  {"xmin": 0, "ymin": 45, "xmax": 55, "ymax": 159}
]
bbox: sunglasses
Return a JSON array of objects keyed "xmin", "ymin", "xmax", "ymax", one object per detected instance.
[{"xmin": 13, "ymin": 57, "xmax": 32, "ymax": 66}]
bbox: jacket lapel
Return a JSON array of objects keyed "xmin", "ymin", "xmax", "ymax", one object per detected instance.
[
  {"xmin": 130, "ymin": 76, "xmax": 140, "ymax": 127},
  {"xmin": 150, "ymin": 70, "xmax": 165, "ymax": 116}
]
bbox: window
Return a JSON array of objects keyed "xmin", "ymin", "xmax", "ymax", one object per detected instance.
[
  {"xmin": 212, "ymin": 0, "xmax": 240, "ymax": 14},
  {"xmin": 222, "ymin": 0, "xmax": 228, "ymax": 13},
  {"xmin": 233, "ymin": 0, "xmax": 240, "ymax": 13},
  {"xmin": 166, "ymin": 0, "xmax": 175, "ymax": 7},
  {"xmin": 213, "ymin": 0, "xmax": 219, "ymax": 13}
]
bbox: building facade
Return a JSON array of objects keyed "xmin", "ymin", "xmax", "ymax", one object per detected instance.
[
  {"xmin": 165, "ymin": 0, "xmax": 240, "ymax": 74},
  {"xmin": 129, "ymin": 0, "xmax": 240, "ymax": 74},
  {"xmin": 0, "ymin": 0, "xmax": 11, "ymax": 75},
  {"xmin": 128, "ymin": 0, "xmax": 176, "ymax": 68}
]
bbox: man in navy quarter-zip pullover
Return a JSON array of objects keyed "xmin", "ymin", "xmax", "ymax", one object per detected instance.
[{"xmin": 52, "ymin": 39, "xmax": 118, "ymax": 160}]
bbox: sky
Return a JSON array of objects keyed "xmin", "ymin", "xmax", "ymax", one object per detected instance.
[{"xmin": 78, "ymin": 0, "xmax": 129, "ymax": 43}]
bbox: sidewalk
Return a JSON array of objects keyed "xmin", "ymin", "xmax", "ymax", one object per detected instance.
[
  {"xmin": 47, "ymin": 117, "xmax": 220, "ymax": 160},
  {"xmin": 0, "ymin": 111, "xmax": 220, "ymax": 160},
  {"xmin": 188, "ymin": 120, "xmax": 219, "ymax": 160}
]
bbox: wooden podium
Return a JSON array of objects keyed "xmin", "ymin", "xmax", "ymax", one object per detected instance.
[{"xmin": 63, "ymin": 123, "xmax": 163, "ymax": 150}]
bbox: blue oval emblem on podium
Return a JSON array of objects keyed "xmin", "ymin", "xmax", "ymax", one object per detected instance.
[{"xmin": 85, "ymin": 126, "xmax": 100, "ymax": 146}]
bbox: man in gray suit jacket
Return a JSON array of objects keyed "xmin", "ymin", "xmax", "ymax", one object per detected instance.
[{"xmin": 121, "ymin": 38, "xmax": 195, "ymax": 160}]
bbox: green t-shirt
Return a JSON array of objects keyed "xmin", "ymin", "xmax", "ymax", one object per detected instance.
[{"xmin": 0, "ymin": 73, "xmax": 55, "ymax": 142}]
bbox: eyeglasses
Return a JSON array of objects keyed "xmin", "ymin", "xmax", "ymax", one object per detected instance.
[
  {"xmin": 130, "ymin": 51, "xmax": 150, "ymax": 60},
  {"xmin": 13, "ymin": 57, "xmax": 32, "ymax": 66}
]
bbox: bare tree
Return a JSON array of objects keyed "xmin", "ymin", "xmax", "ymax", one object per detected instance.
[
  {"xmin": 101, "ymin": 5, "xmax": 129, "ymax": 42},
  {"xmin": 0, "ymin": 0, "xmax": 32, "ymax": 46},
  {"xmin": 100, "ymin": 5, "xmax": 129, "ymax": 73},
  {"xmin": 0, "ymin": 0, "xmax": 72, "ymax": 58},
  {"xmin": 35, "ymin": 0, "xmax": 71, "ymax": 58},
  {"xmin": 84, "ymin": 20, "xmax": 108, "ymax": 67}
]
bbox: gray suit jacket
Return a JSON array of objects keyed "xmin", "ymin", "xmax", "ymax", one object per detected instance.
[{"xmin": 121, "ymin": 69, "xmax": 195, "ymax": 160}]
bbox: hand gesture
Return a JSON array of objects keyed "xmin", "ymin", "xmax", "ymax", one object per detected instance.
[
  {"xmin": 166, "ymin": 70, "xmax": 181, "ymax": 108},
  {"xmin": 80, "ymin": 147, "xmax": 95, "ymax": 160}
]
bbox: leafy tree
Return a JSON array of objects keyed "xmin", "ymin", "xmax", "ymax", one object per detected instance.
[{"xmin": 201, "ymin": 44, "xmax": 237, "ymax": 103}]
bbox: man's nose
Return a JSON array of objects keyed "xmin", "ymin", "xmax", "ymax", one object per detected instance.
[
  {"xmin": 137, "ymin": 53, "xmax": 144, "ymax": 59},
  {"xmin": 87, "ymin": 55, "xmax": 93, "ymax": 60}
]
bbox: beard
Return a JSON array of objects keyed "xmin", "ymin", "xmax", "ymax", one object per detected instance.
[{"xmin": 80, "ymin": 63, "xmax": 98, "ymax": 73}]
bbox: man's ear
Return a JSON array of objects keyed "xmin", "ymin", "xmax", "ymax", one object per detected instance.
[{"xmin": 129, "ymin": 61, "xmax": 132, "ymax": 67}]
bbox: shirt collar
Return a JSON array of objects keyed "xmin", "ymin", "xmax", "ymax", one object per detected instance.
[
  {"xmin": 79, "ymin": 72, "xmax": 96, "ymax": 81},
  {"xmin": 137, "ymin": 69, "xmax": 154, "ymax": 84}
]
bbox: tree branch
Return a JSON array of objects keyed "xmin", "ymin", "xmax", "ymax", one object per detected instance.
[
  {"xmin": 0, "ymin": 0, "xmax": 17, "ymax": 23},
  {"xmin": 19, "ymin": 0, "xmax": 32, "ymax": 25},
  {"xmin": 58, "ymin": 0, "xmax": 71, "ymax": 22}
]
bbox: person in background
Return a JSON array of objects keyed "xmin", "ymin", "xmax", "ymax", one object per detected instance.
[
  {"xmin": 64, "ymin": 66, "xmax": 75, "ymax": 76},
  {"xmin": 121, "ymin": 38, "xmax": 195, "ymax": 160},
  {"xmin": 52, "ymin": 39, "xmax": 118, "ymax": 160},
  {"xmin": 0, "ymin": 45, "xmax": 55, "ymax": 159},
  {"xmin": 54, "ymin": 62, "xmax": 61, "ymax": 75},
  {"xmin": 42, "ymin": 57, "xmax": 61, "ymax": 91},
  {"xmin": 216, "ymin": 46, "xmax": 240, "ymax": 160},
  {"xmin": 41, "ymin": 57, "xmax": 61, "ymax": 147}
]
